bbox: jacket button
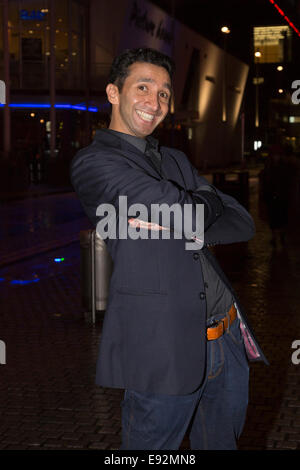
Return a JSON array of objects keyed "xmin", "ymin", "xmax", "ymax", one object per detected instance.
[
  {"xmin": 199, "ymin": 292, "xmax": 206, "ymax": 300},
  {"xmin": 193, "ymin": 253, "xmax": 199, "ymax": 260}
]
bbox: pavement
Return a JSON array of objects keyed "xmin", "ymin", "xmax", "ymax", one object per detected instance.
[{"xmin": 0, "ymin": 171, "xmax": 300, "ymax": 451}]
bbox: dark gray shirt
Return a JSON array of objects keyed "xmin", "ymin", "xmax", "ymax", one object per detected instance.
[
  {"xmin": 106, "ymin": 128, "xmax": 148, "ymax": 153},
  {"xmin": 104, "ymin": 128, "xmax": 233, "ymax": 319},
  {"xmin": 199, "ymin": 251, "xmax": 233, "ymax": 320},
  {"xmin": 105, "ymin": 128, "xmax": 162, "ymax": 173}
]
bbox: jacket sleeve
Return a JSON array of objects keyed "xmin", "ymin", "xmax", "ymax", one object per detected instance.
[
  {"xmin": 190, "ymin": 166, "xmax": 255, "ymax": 245},
  {"xmin": 70, "ymin": 148, "xmax": 254, "ymax": 246},
  {"xmin": 70, "ymin": 149, "xmax": 222, "ymax": 244}
]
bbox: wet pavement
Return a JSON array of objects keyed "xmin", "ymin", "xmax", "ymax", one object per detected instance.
[
  {"xmin": 0, "ymin": 173, "xmax": 300, "ymax": 450},
  {"xmin": 0, "ymin": 192, "xmax": 92, "ymax": 266}
]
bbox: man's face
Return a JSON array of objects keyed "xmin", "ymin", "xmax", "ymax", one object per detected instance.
[{"xmin": 107, "ymin": 62, "xmax": 172, "ymax": 138}]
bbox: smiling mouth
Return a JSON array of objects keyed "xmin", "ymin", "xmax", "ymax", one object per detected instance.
[{"xmin": 136, "ymin": 110, "xmax": 156, "ymax": 123}]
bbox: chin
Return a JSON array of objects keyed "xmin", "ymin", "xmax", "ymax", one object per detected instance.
[
  {"xmin": 134, "ymin": 127, "xmax": 154, "ymax": 138},
  {"xmin": 132, "ymin": 118, "xmax": 158, "ymax": 137}
]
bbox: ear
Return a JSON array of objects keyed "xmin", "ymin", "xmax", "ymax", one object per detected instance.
[{"xmin": 106, "ymin": 83, "xmax": 120, "ymax": 105}]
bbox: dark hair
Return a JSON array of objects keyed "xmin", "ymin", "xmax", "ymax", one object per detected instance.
[{"xmin": 107, "ymin": 47, "xmax": 175, "ymax": 91}]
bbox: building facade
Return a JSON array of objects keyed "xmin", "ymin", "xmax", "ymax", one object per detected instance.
[
  {"xmin": 251, "ymin": 23, "xmax": 300, "ymax": 155},
  {"xmin": 0, "ymin": 0, "xmax": 249, "ymax": 187}
]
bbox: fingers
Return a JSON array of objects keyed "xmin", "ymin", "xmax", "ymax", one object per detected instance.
[{"xmin": 128, "ymin": 218, "xmax": 169, "ymax": 231}]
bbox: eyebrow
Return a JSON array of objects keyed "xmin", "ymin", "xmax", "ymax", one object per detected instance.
[{"xmin": 136, "ymin": 77, "xmax": 172, "ymax": 92}]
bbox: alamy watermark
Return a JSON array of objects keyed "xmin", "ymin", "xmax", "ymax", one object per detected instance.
[
  {"xmin": 96, "ymin": 196, "xmax": 204, "ymax": 250},
  {"xmin": 0, "ymin": 340, "xmax": 6, "ymax": 365},
  {"xmin": 291, "ymin": 340, "xmax": 300, "ymax": 365},
  {"xmin": 0, "ymin": 80, "xmax": 5, "ymax": 104},
  {"xmin": 291, "ymin": 80, "xmax": 300, "ymax": 104}
]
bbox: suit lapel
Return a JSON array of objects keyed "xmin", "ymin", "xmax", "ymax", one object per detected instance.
[
  {"xmin": 161, "ymin": 148, "xmax": 187, "ymax": 189},
  {"xmin": 121, "ymin": 144, "xmax": 188, "ymax": 189},
  {"xmin": 120, "ymin": 139, "xmax": 163, "ymax": 179},
  {"xmin": 94, "ymin": 129, "xmax": 186, "ymax": 187},
  {"xmin": 94, "ymin": 129, "xmax": 160, "ymax": 178}
]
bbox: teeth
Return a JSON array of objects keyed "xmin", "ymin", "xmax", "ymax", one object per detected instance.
[{"xmin": 136, "ymin": 110, "xmax": 154, "ymax": 122}]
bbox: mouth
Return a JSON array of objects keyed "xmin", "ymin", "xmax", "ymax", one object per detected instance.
[{"xmin": 136, "ymin": 109, "xmax": 156, "ymax": 123}]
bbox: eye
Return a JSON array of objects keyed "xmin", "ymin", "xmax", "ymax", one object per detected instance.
[
  {"xmin": 159, "ymin": 91, "xmax": 170, "ymax": 101},
  {"xmin": 137, "ymin": 85, "xmax": 148, "ymax": 92}
]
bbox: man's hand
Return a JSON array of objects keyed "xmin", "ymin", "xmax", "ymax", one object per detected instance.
[
  {"xmin": 128, "ymin": 218, "xmax": 169, "ymax": 231},
  {"xmin": 128, "ymin": 218, "xmax": 203, "ymax": 246}
]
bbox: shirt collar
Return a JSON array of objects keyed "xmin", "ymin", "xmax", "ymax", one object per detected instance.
[
  {"xmin": 104, "ymin": 128, "xmax": 146, "ymax": 153},
  {"xmin": 104, "ymin": 128, "xmax": 159, "ymax": 154}
]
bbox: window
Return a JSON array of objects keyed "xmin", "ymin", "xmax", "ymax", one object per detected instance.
[
  {"xmin": 253, "ymin": 26, "xmax": 292, "ymax": 63},
  {"xmin": 289, "ymin": 116, "xmax": 300, "ymax": 123}
]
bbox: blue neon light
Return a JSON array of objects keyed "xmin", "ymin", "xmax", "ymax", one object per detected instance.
[
  {"xmin": 11, "ymin": 278, "xmax": 40, "ymax": 285},
  {"xmin": 55, "ymin": 104, "xmax": 71, "ymax": 109},
  {"xmin": 54, "ymin": 258, "xmax": 65, "ymax": 263},
  {"xmin": 72, "ymin": 105, "xmax": 86, "ymax": 111},
  {"xmin": 0, "ymin": 103, "xmax": 99, "ymax": 112},
  {"xmin": 4, "ymin": 103, "xmax": 51, "ymax": 108}
]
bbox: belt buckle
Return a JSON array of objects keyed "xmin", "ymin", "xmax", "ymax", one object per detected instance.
[
  {"xmin": 208, "ymin": 319, "xmax": 218, "ymax": 328},
  {"xmin": 207, "ymin": 315, "xmax": 229, "ymax": 340}
]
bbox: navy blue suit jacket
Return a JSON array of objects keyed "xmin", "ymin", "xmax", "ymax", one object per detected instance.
[{"xmin": 70, "ymin": 129, "xmax": 268, "ymax": 395}]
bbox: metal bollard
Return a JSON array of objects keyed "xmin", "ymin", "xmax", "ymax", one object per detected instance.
[{"xmin": 80, "ymin": 230, "xmax": 113, "ymax": 324}]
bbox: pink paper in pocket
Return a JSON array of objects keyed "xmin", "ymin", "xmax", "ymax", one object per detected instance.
[{"xmin": 239, "ymin": 321, "xmax": 261, "ymax": 360}]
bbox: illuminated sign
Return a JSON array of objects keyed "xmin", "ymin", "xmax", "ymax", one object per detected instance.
[
  {"xmin": 20, "ymin": 9, "xmax": 47, "ymax": 21},
  {"xmin": 254, "ymin": 26, "xmax": 292, "ymax": 63}
]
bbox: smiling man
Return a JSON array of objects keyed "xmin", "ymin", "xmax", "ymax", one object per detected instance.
[
  {"xmin": 70, "ymin": 48, "xmax": 267, "ymax": 450},
  {"xmin": 106, "ymin": 61, "xmax": 171, "ymax": 137}
]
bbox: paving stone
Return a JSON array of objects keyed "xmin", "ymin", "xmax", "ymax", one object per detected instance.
[
  {"xmin": 275, "ymin": 441, "xmax": 299, "ymax": 450},
  {"xmin": 43, "ymin": 439, "xmax": 64, "ymax": 449},
  {"xmin": 88, "ymin": 441, "xmax": 110, "ymax": 450}
]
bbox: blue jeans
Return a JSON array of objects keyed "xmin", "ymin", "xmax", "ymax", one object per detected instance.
[{"xmin": 120, "ymin": 316, "xmax": 249, "ymax": 450}]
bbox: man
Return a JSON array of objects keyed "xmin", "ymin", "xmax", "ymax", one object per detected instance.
[{"xmin": 70, "ymin": 48, "xmax": 268, "ymax": 450}]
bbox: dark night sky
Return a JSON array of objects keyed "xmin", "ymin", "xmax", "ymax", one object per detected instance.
[{"xmin": 151, "ymin": 0, "xmax": 298, "ymax": 63}]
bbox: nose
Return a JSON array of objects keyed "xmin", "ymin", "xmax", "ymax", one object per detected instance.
[{"xmin": 145, "ymin": 92, "xmax": 161, "ymax": 112}]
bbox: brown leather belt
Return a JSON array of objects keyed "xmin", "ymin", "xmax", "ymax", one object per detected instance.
[{"xmin": 207, "ymin": 304, "xmax": 237, "ymax": 341}]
